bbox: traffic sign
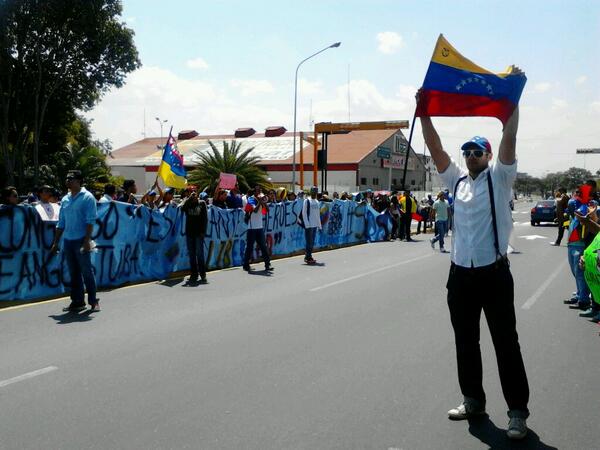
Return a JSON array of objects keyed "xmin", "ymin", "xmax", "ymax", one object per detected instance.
[
  {"xmin": 576, "ymin": 148, "xmax": 600, "ymax": 154},
  {"xmin": 377, "ymin": 146, "xmax": 391, "ymax": 159}
]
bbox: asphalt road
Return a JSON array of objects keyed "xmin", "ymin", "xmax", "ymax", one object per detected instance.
[{"xmin": 1, "ymin": 201, "xmax": 598, "ymax": 450}]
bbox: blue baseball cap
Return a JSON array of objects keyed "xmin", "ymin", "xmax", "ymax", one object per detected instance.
[{"xmin": 461, "ymin": 136, "xmax": 492, "ymax": 152}]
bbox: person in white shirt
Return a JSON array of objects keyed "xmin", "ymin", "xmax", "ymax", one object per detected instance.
[
  {"xmin": 418, "ymin": 79, "xmax": 530, "ymax": 441},
  {"xmin": 34, "ymin": 185, "xmax": 61, "ymax": 221},
  {"xmin": 242, "ymin": 186, "xmax": 273, "ymax": 272},
  {"xmin": 429, "ymin": 191, "xmax": 450, "ymax": 252},
  {"xmin": 99, "ymin": 184, "xmax": 115, "ymax": 203},
  {"xmin": 302, "ymin": 186, "xmax": 322, "ymax": 264}
]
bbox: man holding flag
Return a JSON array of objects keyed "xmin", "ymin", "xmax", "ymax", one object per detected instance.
[{"xmin": 417, "ymin": 35, "xmax": 530, "ymax": 440}]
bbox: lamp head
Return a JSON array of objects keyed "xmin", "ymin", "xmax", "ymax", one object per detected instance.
[{"xmin": 330, "ymin": 42, "xmax": 341, "ymax": 48}]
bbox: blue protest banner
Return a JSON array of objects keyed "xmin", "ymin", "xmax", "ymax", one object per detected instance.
[{"xmin": 0, "ymin": 198, "xmax": 392, "ymax": 301}]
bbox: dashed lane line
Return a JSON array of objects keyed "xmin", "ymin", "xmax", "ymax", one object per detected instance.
[
  {"xmin": 0, "ymin": 366, "xmax": 58, "ymax": 388},
  {"xmin": 310, "ymin": 254, "xmax": 433, "ymax": 292},
  {"xmin": 521, "ymin": 260, "xmax": 569, "ymax": 310}
]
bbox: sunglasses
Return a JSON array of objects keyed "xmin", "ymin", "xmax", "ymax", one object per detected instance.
[{"xmin": 462, "ymin": 149, "xmax": 486, "ymax": 158}]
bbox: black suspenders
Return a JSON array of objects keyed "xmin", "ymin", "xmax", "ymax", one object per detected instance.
[{"xmin": 453, "ymin": 171, "xmax": 504, "ymax": 261}]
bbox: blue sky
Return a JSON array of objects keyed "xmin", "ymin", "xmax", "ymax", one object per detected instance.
[{"xmin": 88, "ymin": 0, "xmax": 600, "ymax": 176}]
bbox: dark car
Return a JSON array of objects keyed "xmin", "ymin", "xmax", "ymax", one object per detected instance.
[{"xmin": 531, "ymin": 200, "xmax": 556, "ymax": 226}]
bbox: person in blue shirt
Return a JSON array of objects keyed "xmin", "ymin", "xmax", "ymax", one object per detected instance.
[{"xmin": 50, "ymin": 170, "xmax": 99, "ymax": 313}]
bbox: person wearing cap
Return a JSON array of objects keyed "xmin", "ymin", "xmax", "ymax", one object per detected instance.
[
  {"xmin": 159, "ymin": 187, "xmax": 176, "ymax": 210},
  {"xmin": 418, "ymin": 84, "xmax": 530, "ymax": 440},
  {"xmin": 50, "ymin": 170, "xmax": 99, "ymax": 313},
  {"xmin": 429, "ymin": 191, "xmax": 450, "ymax": 252},
  {"xmin": 243, "ymin": 186, "xmax": 273, "ymax": 272},
  {"xmin": 141, "ymin": 190, "xmax": 158, "ymax": 209},
  {"xmin": 302, "ymin": 187, "xmax": 322, "ymax": 264}
]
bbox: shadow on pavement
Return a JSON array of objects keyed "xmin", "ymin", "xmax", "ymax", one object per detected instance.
[
  {"xmin": 159, "ymin": 278, "xmax": 184, "ymax": 287},
  {"xmin": 183, "ymin": 280, "xmax": 208, "ymax": 287},
  {"xmin": 303, "ymin": 262, "xmax": 326, "ymax": 267},
  {"xmin": 468, "ymin": 416, "xmax": 557, "ymax": 450},
  {"xmin": 247, "ymin": 270, "xmax": 273, "ymax": 277},
  {"xmin": 48, "ymin": 311, "xmax": 93, "ymax": 324}
]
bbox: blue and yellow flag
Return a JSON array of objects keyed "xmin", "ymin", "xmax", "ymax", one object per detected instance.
[{"xmin": 158, "ymin": 132, "xmax": 187, "ymax": 189}]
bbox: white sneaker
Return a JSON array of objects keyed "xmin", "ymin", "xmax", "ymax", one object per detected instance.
[
  {"xmin": 447, "ymin": 400, "xmax": 486, "ymax": 420},
  {"xmin": 507, "ymin": 417, "xmax": 528, "ymax": 440}
]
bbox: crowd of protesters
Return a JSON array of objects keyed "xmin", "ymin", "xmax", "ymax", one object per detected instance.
[
  {"xmin": 551, "ymin": 180, "xmax": 600, "ymax": 324},
  {"xmin": 6, "ymin": 174, "xmax": 600, "ymax": 327}
]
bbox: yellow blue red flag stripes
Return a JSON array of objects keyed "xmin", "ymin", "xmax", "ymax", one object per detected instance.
[
  {"xmin": 416, "ymin": 34, "xmax": 526, "ymax": 125},
  {"xmin": 158, "ymin": 132, "xmax": 187, "ymax": 189}
]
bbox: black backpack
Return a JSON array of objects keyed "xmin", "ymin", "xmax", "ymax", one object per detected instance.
[{"xmin": 297, "ymin": 199, "xmax": 310, "ymax": 229}]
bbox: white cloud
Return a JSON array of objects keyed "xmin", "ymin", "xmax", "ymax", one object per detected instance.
[
  {"xmin": 551, "ymin": 98, "xmax": 568, "ymax": 110},
  {"xmin": 186, "ymin": 57, "xmax": 209, "ymax": 70},
  {"xmin": 298, "ymin": 78, "xmax": 323, "ymax": 95},
  {"xmin": 85, "ymin": 66, "xmax": 286, "ymax": 148},
  {"xmin": 376, "ymin": 31, "xmax": 403, "ymax": 54},
  {"xmin": 576, "ymin": 75, "xmax": 587, "ymax": 85},
  {"xmin": 85, "ymin": 64, "xmax": 600, "ymax": 178},
  {"xmin": 533, "ymin": 82, "xmax": 552, "ymax": 93},
  {"xmin": 230, "ymin": 79, "xmax": 275, "ymax": 96}
]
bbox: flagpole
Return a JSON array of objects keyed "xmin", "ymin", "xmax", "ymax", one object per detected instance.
[
  {"xmin": 155, "ymin": 126, "xmax": 174, "ymax": 186},
  {"xmin": 400, "ymin": 34, "xmax": 443, "ymax": 191},
  {"xmin": 400, "ymin": 109, "xmax": 418, "ymax": 191}
]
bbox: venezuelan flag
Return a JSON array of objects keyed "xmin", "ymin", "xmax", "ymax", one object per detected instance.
[
  {"xmin": 416, "ymin": 34, "xmax": 526, "ymax": 125},
  {"xmin": 158, "ymin": 132, "xmax": 187, "ymax": 189}
]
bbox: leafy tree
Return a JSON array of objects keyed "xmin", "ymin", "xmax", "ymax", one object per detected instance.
[
  {"xmin": 556, "ymin": 167, "xmax": 593, "ymax": 191},
  {"xmin": 0, "ymin": 0, "xmax": 140, "ymax": 186},
  {"xmin": 188, "ymin": 140, "xmax": 272, "ymax": 194},
  {"xmin": 33, "ymin": 116, "xmax": 113, "ymax": 193}
]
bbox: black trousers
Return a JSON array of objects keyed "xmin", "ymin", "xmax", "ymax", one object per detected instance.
[
  {"xmin": 555, "ymin": 224, "xmax": 565, "ymax": 245},
  {"xmin": 401, "ymin": 216, "xmax": 412, "ymax": 241},
  {"xmin": 446, "ymin": 261, "xmax": 530, "ymax": 416}
]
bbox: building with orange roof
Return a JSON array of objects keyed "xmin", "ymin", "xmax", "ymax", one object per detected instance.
[{"xmin": 109, "ymin": 127, "xmax": 428, "ymax": 193}]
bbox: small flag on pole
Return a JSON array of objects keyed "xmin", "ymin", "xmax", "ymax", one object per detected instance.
[{"xmin": 158, "ymin": 132, "xmax": 187, "ymax": 189}]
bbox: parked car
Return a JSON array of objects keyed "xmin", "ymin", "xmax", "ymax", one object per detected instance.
[{"xmin": 531, "ymin": 200, "xmax": 556, "ymax": 226}]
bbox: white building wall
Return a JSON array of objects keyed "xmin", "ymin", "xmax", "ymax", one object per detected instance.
[
  {"xmin": 109, "ymin": 166, "xmax": 148, "ymax": 191},
  {"xmin": 268, "ymin": 170, "xmax": 357, "ymax": 193}
]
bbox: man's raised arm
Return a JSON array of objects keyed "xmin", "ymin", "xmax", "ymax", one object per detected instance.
[
  {"xmin": 417, "ymin": 90, "xmax": 450, "ymax": 173},
  {"xmin": 498, "ymin": 66, "xmax": 524, "ymax": 166},
  {"xmin": 498, "ymin": 106, "xmax": 518, "ymax": 165}
]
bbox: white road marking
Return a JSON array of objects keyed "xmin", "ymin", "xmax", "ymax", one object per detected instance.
[
  {"xmin": 522, "ymin": 260, "xmax": 568, "ymax": 310},
  {"xmin": 310, "ymin": 254, "xmax": 433, "ymax": 292},
  {"xmin": 518, "ymin": 235, "xmax": 547, "ymax": 240},
  {"xmin": 0, "ymin": 366, "xmax": 58, "ymax": 388}
]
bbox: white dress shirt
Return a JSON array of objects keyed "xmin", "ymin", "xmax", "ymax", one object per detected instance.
[{"xmin": 439, "ymin": 157, "xmax": 517, "ymax": 268}]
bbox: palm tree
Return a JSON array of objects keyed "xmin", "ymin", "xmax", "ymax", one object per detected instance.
[
  {"xmin": 188, "ymin": 140, "xmax": 272, "ymax": 193},
  {"xmin": 39, "ymin": 142, "xmax": 112, "ymax": 190}
]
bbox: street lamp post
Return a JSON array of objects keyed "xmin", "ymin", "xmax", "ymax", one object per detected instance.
[
  {"xmin": 292, "ymin": 42, "xmax": 341, "ymax": 191},
  {"xmin": 155, "ymin": 117, "xmax": 168, "ymax": 140}
]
